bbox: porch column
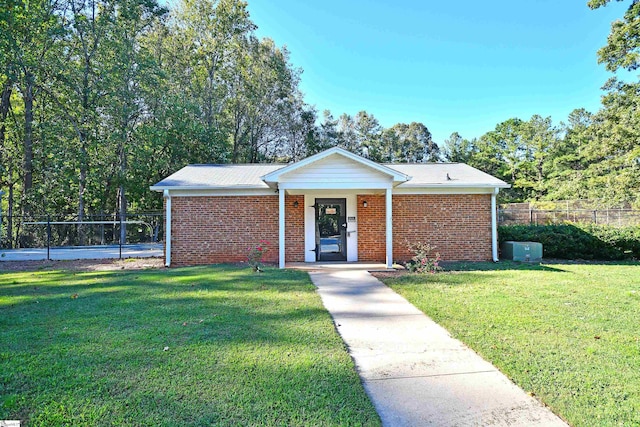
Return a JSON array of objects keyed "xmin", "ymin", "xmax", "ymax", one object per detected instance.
[
  {"xmin": 163, "ymin": 189, "xmax": 171, "ymax": 267},
  {"xmin": 385, "ymin": 187, "xmax": 393, "ymax": 268},
  {"xmin": 491, "ymin": 188, "xmax": 499, "ymax": 262},
  {"xmin": 278, "ymin": 188, "xmax": 285, "ymax": 269}
]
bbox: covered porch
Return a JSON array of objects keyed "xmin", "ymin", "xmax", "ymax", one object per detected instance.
[
  {"xmin": 277, "ymin": 189, "xmax": 397, "ymax": 269},
  {"xmin": 262, "ymin": 148, "xmax": 411, "ymax": 269}
]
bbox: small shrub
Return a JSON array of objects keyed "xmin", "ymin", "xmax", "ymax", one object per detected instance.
[
  {"xmin": 247, "ymin": 240, "xmax": 270, "ymax": 272},
  {"xmin": 406, "ymin": 241, "xmax": 442, "ymax": 273}
]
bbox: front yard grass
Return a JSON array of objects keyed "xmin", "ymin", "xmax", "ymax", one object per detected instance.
[
  {"xmin": 0, "ymin": 265, "xmax": 380, "ymax": 426},
  {"xmin": 379, "ymin": 262, "xmax": 640, "ymax": 427}
]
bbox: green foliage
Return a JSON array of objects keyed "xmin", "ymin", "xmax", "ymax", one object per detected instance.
[
  {"xmin": 455, "ymin": 115, "xmax": 560, "ymax": 202},
  {"xmin": 405, "ymin": 241, "xmax": 443, "ymax": 273},
  {"xmin": 442, "ymin": 132, "xmax": 474, "ymax": 163},
  {"xmin": 381, "ymin": 122, "xmax": 439, "ymax": 163},
  {"xmin": 0, "ymin": 0, "xmax": 315, "ymax": 237},
  {"xmin": 589, "ymin": 0, "xmax": 640, "ymax": 72},
  {"xmin": 311, "ymin": 110, "xmax": 438, "ymax": 164},
  {"xmin": 499, "ymin": 224, "xmax": 640, "ymax": 260},
  {"xmin": 246, "ymin": 239, "xmax": 271, "ymax": 272},
  {"xmin": 2, "ymin": 0, "xmax": 640, "ymax": 247}
]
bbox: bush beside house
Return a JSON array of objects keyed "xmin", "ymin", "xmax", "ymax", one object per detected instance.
[{"xmin": 499, "ymin": 224, "xmax": 640, "ymax": 260}]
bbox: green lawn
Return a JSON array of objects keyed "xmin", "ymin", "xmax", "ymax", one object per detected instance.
[
  {"xmin": 379, "ymin": 261, "xmax": 640, "ymax": 427},
  {"xmin": 0, "ymin": 265, "xmax": 380, "ymax": 426}
]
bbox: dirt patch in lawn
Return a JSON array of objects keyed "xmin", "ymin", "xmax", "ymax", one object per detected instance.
[
  {"xmin": 0, "ymin": 257, "xmax": 165, "ymax": 272},
  {"xmin": 370, "ymin": 270, "xmax": 410, "ymax": 280}
]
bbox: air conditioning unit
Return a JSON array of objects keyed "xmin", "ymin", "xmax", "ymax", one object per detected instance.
[{"xmin": 501, "ymin": 241, "xmax": 543, "ymax": 262}]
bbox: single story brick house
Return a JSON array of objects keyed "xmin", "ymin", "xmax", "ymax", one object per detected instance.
[{"xmin": 151, "ymin": 147, "xmax": 509, "ymax": 268}]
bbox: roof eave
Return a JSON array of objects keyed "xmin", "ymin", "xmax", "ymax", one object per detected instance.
[
  {"xmin": 150, "ymin": 184, "xmax": 270, "ymax": 192},
  {"xmin": 399, "ymin": 182, "xmax": 511, "ymax": 188}
]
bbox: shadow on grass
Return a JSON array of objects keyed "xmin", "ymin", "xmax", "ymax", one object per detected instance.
[
  {"xmin": 441, "ymin": 259, "xmax": 639, "ymax": 273},
  {"xmin": 0, "ymin": 264, "xmax": 339, "ymax": 366},
  {"xmin": 441, "ymin": 260, "xmax": 567, "ymax": 272},
  {"xmin": 0, "ymin": 265, "xmax": 380, "ymax": 426}
]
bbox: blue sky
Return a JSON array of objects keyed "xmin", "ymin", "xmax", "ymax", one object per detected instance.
[{"xmin": 242, "ymin": 0, "xmax": 631, "ymax": 144}]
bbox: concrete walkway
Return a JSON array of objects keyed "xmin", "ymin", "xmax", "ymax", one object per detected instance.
[{"xmin": 308, "ymin": 268, "xmax": 567, "ymax": 427}]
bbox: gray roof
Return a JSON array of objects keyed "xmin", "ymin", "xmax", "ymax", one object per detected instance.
[
  {"xmin": 388, "ymin": 163, "xmax": 509, "ymax": 187},
  {"xmin": 151, "ymin": 162, "xmax": 509, "ymax": 190},
  {"xmin": 151, "ymin": 164, "xmax": 284, "ymax": 190}
]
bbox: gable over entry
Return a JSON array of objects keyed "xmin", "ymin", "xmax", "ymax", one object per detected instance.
[
  {"xmin": 151, "ymin": 147, "xmax": 509, "ymax": 268},
  {"xmin": 261, "ymin": 147, "xmax": 411, "ymax": 268}
]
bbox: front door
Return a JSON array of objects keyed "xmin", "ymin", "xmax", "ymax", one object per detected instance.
[{"xmin": 315, "ymin": 198, "xmax": 347, "ymax": 261}]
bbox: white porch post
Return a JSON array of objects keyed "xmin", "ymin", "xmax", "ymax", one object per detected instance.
[
  {"xmin": 491, "ymin": 188, "xmax": 499, "ymax": 262},
  {"xmin": 278, "ymin": 188, "xmax": 285, "ymax": 269},
  {"xmin": 385, "ymin": 187, "xmax": 393, "ymax": 268},
  {"xmin": 163, "ymin": 189, "xmax": 172, "ymax": 267}
]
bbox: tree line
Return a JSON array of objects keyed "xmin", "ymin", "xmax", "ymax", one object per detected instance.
[{"xmin": 1, "ymin": 0, "xmax": 638, "ymax": 247}]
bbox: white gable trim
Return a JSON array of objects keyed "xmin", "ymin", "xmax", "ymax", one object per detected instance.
[
  {"xmin": 393, "ymin": 187, "xmax": 501, "ymax": 195},
  {"xmin": 261, "ymin": 147, "xmax": 411, "ymax": 185},
  {"xmin": 150, "ymin": 184, "xmax": 271, "ymax": 192}
]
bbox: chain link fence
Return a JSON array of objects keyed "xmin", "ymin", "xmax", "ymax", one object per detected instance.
[
  {"xmin": 0, "ymin": 212, "xmax": 164, "ymax": 249},
  {"xmin": 499, "ymin": 201, "xmax": 640, "ymax": 227}
]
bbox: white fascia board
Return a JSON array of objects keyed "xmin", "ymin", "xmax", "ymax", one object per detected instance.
[
  {"xmin": 158, "ymin": 188, "xmax": 276, "ymax": 197},
  {"xmin": 393, "ymin": 186, "xmax": 500, "ymax": 195},
  {"xmin": 150, "ymin": 184, "xmax": 270, "ymax": 192},
  {"xmin": 277, "ymin": 181, "xmax": 393, "ymax": 191},
  {"xmin": 398, "ymin": 182, "xmax": 510, "ymax": 189},
  {"xmin": 261, "ymin": 147, "xmax": 411, "ymax": 183}
]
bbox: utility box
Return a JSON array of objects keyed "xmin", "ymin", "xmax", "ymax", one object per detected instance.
[{"xmin": 501, "ymin": 241, "xmax": 543, "ymax": 262}]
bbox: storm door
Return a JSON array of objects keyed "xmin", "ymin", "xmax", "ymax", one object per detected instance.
[{"xmin": 314, "ymin": 198, "xmax": 347, "ymax": 261}]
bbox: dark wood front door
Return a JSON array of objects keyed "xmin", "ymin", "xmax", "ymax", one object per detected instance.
[{"xmin": 314, "ymin": 198, "xmax": 347, "ymax": 261}]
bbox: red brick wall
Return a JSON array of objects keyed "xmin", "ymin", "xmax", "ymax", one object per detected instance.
[
  {"xmin": 285, "ymin": 195, "xmax": 305, "ymax": 262},
  {"xmin": 170, "ymin": 196, "xmax": 280, "ymax": 266},
  {"xmin": 393, "ymin": 194, "xmax": 492, "ymax": 262},
  {"xmin": 167, "ymin": 193, "xmax": 492, "ymax": 266},
  {"xmin": 169, "ymin": 195, "xmax": 305, "ymax": 266},
  {"xmin": 357, "ymin": 195, "xmax": 386, "ymax": 262}
]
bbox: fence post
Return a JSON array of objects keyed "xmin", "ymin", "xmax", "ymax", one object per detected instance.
[
  {"xmin": 0, "ymin": 190, "xmax": 3, "ymax": 245},
  {"xmin": 119, "ymin": 215, "xmax": 123, "ymax": 259},
  {"xmin": 100, "ymin": 212, "xmax": 105, "ymax": 245},
  {"xmin": 47, "ymin": 215, "xmax": 51, "ymax": 261}
]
